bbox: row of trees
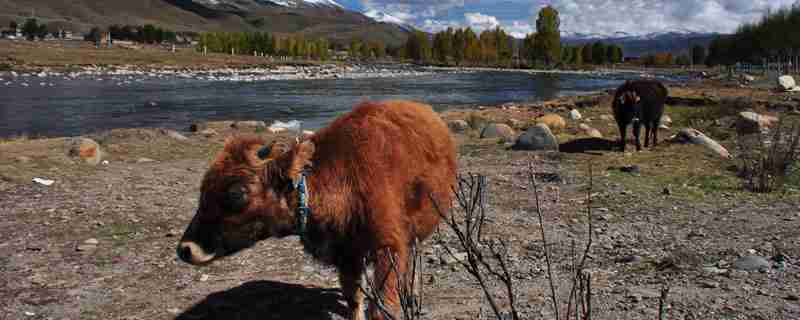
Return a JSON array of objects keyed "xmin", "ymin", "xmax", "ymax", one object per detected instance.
[
  {"xmin": 553, "ymin": 42, "xmax": 624, "ymax": 65},
  {"xmin": 348, "ymin": 39, "xmax": 387, "ymax": 60},
  {"xmin": 107, "ymin": 24, "xmax": 177, "ymax": 44},
  {"xmin": 196, "ymin": 32, "xmax": 331, "ymax": 60},
  {"xmin": 20, "ymin": 18, "xmax": 49, "ymax": 41},
  {"xmin": 706, "ymin": 3, "xmax": 800, "ymax": 66}
]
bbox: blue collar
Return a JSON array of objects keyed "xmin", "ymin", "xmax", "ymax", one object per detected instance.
[{"xmin": 294, "ymin": 171, "xmax": 311, "ymax": 235}]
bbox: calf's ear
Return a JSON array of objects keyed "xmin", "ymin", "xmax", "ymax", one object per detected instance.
[{"xmin": 266, "ymin": 140, "xmax": 316, "ymax": 189}]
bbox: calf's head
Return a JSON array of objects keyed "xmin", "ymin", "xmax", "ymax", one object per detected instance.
[
  {"xmin": 618, "ymin": 90, "xmax": 642, "ymax": 122},
  {"xmin": 177, "ymin": 136, "xmax": 315, "ymax": 265}
]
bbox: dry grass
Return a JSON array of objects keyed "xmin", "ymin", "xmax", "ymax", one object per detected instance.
[{"xmin": 0, "ymin": 40, "xmax": 330, "ymax": 70}]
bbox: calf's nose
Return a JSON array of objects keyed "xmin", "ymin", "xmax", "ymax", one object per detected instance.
[{"xmin": 177, "ymin": 243, "xmax": 193, "ymax": 263}]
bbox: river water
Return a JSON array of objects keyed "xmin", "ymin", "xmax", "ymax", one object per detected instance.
[{"xmin": 0, "ymin": 69, "xmax": 651, "ymax": 138}]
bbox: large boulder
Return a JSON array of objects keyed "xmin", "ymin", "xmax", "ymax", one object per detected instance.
[
  {"xmin": 512, "ymin": 124, "xmax": 559, "ymax": 151},
  {"xmin": 67, "ymin": 138, "xmax": 103, "ymax": 166},
  {"xmin": 736, "ymin": 111, "xmax": 778, "ymax": 135},
  {"xmin": 231, "ymin": 121, "xmax": 267, "ymax": 129},
  {"xmin": 536, "ymin": 114, "xmax": 566, "ymax": 132},
  {"xmin": 569, "ymin": 109, "xmax": 582, "ymax": 120},
  {"xmin": 778, "ymin": 75, "xmax": 797, "ymax": 91},
  {"xmin": 447, "ymin": 120, "xmax": 469, "ymax": 133},
  {"xmin": 480, "ymin": 123, "xmax": 516, "ymax": 142}
]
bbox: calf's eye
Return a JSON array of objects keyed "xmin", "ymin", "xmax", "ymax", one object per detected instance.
[{"xmin": 222, "ymin": 184, "xmax": 249, "ymax": 213}]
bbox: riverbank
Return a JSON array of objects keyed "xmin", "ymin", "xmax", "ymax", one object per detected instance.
[{"xmin": 2, "ymin": 77, "xmax": 799, "ymax": 320}]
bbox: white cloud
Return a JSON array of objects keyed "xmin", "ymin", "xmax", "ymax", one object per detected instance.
[
  {"xmin": 464, "ymin": 12, "xmax": 500, "ymax": 31},
  {"xmin": 357, "ymin": 0, "xmax": 800, "ymax": 36}
]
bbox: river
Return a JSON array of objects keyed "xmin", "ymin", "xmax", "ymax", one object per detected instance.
[{"xmin": 0, "ymin": 69, "xmax": 652, "ymax": 138}]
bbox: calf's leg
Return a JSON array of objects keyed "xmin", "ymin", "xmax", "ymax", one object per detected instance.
[
  {"xmin": 339, "ymin": 262, "xmax": 366, "ymax": 320},
  {"xmin": 651, "ymin": 121, "xmax": 659, "ymax": 147},
  {"xmin": 617, "ymin": 122, "xmax": 627, "ymax": 152},
  {"xmin": 369, "ymin": 244, "xmax": 408, "ymax": 320},
  {"xmin": 644, "ymin": 123, "xmax": 652, "ymax": 148},
  {"xmin": 633, "ymin": 122, "xmax": 642, "ymax": 151}
]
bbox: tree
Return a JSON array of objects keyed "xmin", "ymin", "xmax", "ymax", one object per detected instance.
[
  {"xmin": 591, "ymin": 42, "xmax": 607, "ymax": 65},
  {"xmin": 521, "ymin": 33, "xmax": 536, "ymax": 65},
  {"xmin": 572, "ymin": 46, "xmax": 583, "ymax": 65},
  {"xmin": 532, "ymin": 6, "xmax": 561, "ymax": 66},
  {"xmin": 675, "ymin": 54, "xmax": 691, "ymax": 65},
  {"xmin": 607, "ymin": 44, "xmax": 623, "ymax": 63},
  {"xmin": 581, "ymin": 44, "xmax": 593, "ymax": 64},
  {"xmin": 691, "ymin": 44, "xmax": 706, "ymax": 65},
  {"xmin": 452, "ymin": 28, "xmax": 466, "ymax": 65},
  {"xmin": 22, "ymin": 18, "xmax": 41, "ymax": 40},
  {"xmin": 9, "ymin": 21, "xmax": 18, "ymax": 31}
]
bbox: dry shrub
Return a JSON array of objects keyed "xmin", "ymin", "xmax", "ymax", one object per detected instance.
[{"xmin": 737, "ymin": 119, "xmax": 800, "ymax": 193}]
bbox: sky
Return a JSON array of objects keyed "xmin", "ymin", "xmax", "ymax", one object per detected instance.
[{"xmin": 336, "ymin": 0, "xmax": 798, "ymax": 38}]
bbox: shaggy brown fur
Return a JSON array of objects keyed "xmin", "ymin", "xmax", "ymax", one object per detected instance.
[{"xmin": 177, "ymin": 100, "xmax": 458, "ymax": 320}]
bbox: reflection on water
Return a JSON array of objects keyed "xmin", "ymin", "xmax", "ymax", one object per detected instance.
[{"xmin": 0, "ymin": 71, "xmax": 634, "ymax": 138}]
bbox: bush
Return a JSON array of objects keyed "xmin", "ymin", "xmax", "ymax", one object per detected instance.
[{"xmin": 737, "ymin": 120, "xmax": 800, "ymax": 193}]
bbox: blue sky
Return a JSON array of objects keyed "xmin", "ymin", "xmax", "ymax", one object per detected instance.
[{"xmin": 337, "ymin": 0, "xmax": 798, "ymax": 38}]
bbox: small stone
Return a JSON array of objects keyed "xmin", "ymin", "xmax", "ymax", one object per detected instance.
[
  {"xmin": 84, "ymin": 238, "xmax": 99, "ymax": 245},
  {"xmin": 569, "ymin": 109, "xmax": 582, "ymax": 120},
  {"xmin": 136, "ymin": 158, "xmax": 156, "ymax": 164},
  {"xmin": 512, "ymin": 124, "xmax": 559, "ymax": 151},
  {"xmin": 76, "ymin": 244, "xmax": 96, "ymax": 252},
  {"xmin": 703, "ymin": 266, "xmax": 729, "ymax": 275},
  {"xmin": 698, "ymin": 280, "xmax": 720, "ymax": 289},
  {"xmin": 786, "ymin": 294, "xmax": 799, "ymax": 301},
  {"xmin": 662, "ymin": 187, "xmax": 671, "ymax": 195},
  {"xmin": 168, "ymin": 308, "xmax": 181, "ymax": 315},
  {"xmin": 480, "ymin": 123, "xmax": 516, "ymax": 142},
  {"xmin": 199, "ymin": 129, "xmax": 218, "ymax": 137},
  {"xmin": 160, "ymin": 129, "xmax": 188, "ymax": 141},
  {"xmin": 620, "ymin": 165, "xmax": 640, "ymax": 175},
  {"xmin": 616, "ymin": 255, "xmax": 642, "ymax": 264},
  {"xmin": 199, "ymin": 274, "xmax": 210, "ymax": 282},
  {"xmin": 15, "ymin": 156, "xmax": 32, "ymax": 163},
  {"xmin": 441, "ymin": 252, "xmax": 468, "ymax": 265},
  {"xmin": 732, "ymin": 256, "xmax": 771, "ymax": 271},
  {"xmin": 302, "ymin": 266, "xmax": 315, "ymax": 273},
  {"xmin": 189, "ymin": 122, "xmax": 206, "ymax": 132}
]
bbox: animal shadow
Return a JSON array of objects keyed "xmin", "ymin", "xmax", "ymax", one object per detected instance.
[
  {"xmin": 176, "ymin": 280, "xmax": 348, "ymax": 320},
  {"xmin": 559, "ymin": 138, "xmax": 616, "ymax": 154}
]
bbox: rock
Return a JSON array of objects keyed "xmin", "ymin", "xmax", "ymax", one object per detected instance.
[
  {"xmin": 703, "ymin": 266, "xmax": 729, "ymax": 275},
  {"xmin": 741, "ymin": 74, "xmax": 755, "ymax": 83},
  {"xmin": 698, "ymin": 280, "xmax": 720, "ymax": 289},
  {"xmin": 231, "ymin": 121, "xmax": 267, "ymax": 129},
  {"xmin": 659, "ymin": 124, "xmax": 670, "ymax": 130},
  {"xmin": 662, "ymin": 187, "xmax": 671, "ymax": 195},
  {"xmin": 536, "ymin": 114, "xmax": 566, "ymax": 132},
  {"xmin": 786, "ymin": 294, "xmax": 799, "ymax": 301},
  {"xmin": 447, "ymin": 120, "xmax": 469, "ymax": 133},
  {"xmin": 440, "ymin": 252, "xmax": 468, "ymax": 265},
  {"xmin": 506, "ymin": 118, "xmax": 525, "ymax": 130},
  {"xmin": 76, "ymin": 244, "xmax": 96, "ymax": 252},
  {"xmin": 578, "ymin": 123, "xmax": 590, "ymax": 131},
  {"xmin": 84, "ymin": 238, "xmax": 99, "ymax": 245},
  {"xmin": 302, "ymin": 130, "xmax": 314, "ymax": 139},
  {"xmin": 199, "ymin": 274, "xmax": 210, "ymax": 282},
  {"xmin": 512, "ymin": 124, "xmax": 559, "ymax": 151},
  {"xmin": 674, "ymin": 128, "xmax": 732, "ymax": 159},
  {"xmin": 586, "ymin": 128, "xmax": 603, "ymax": 138},
  {"xmin": 616, "ymin": 255, "xmax": 642, "ymax": 264},
  {"xmin": 189, "ymin": 122, "xmax": 206, "ymax": 132},
  {"xmin": 66, "ymin": 138, "xmax": 103, "ymax": 166},
  {"xmin": 778, "ymin": 75, "xmax": 797, "ymax": 91},
  {"xmin": 569, "ymin": 109, "xmax": 582, "ymax": 120},
  {"xmin": 136, "ymin": 158, "xmax": 156, "ymax": 163},
  {"xmin": 145, "ymin": 101, "xmax": 158, "ymax": 108},
  {"xmin": 160, "ymin": 129, "xmax": 188, "ymax": 141},
  {"xmin": 736, "ymin": 111, "xmax": 778, "ymax": 135},
  {"xmin": 660, "ymin": 115, "xmax": 672, "ymax": 125},
  {"xmin": 199, "ymin": 129, "xmax": 218, "ymax": 138},
  {"xmin": 620, "ymin": 165, "xmax": 641, "ymax": 175},
  {"xmin": 732, "ymin": 256, "xmax": 771, "ymax": 271},
  {"xmin": 15, "ymin": 156, "xmax": 32, "ymax": 163},
  {"xmin": 480, "ymin": 123, "xmax": 516, "ymax": 142},
  {"xmin": 268, "ymin": 127, "xmax": 287, "ymax": 134}
]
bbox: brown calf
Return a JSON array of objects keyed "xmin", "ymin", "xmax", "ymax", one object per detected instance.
[{"xmin": 177, "ymin": 100, "xmax": 458, "ymax": 320}]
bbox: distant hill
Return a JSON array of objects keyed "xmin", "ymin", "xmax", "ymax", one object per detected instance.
[
  {"xmin": 562, "ymin": 30, "xmax": 721, "ymax": 57},
  {"xmin": 0, "ymin": 0, "xmax": 411, "ymax": 47}
]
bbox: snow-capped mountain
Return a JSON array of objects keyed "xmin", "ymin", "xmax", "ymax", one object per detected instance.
[
  {"xmin": 562, "ymin": 29, "xmax": 721, "ymax": 57},
  {"xmin": 363, "ymin": 9, "xmax": 416, "ymax": 32},
  {"xmin": 266, "ymin": 0, "xmax": 343, "ymax": 9}
]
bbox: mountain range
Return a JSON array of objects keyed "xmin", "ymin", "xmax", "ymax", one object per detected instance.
[
  {"xmin": 562, "ymin": 29, "xmax": 721, "ymax": 57},
  {"xmin": 0, "ymin": 0, "xmax": 719, "ymax": 56},
  {"xmin": 0, "ymin": 0, "xmax": 410, "ymax": 47}
]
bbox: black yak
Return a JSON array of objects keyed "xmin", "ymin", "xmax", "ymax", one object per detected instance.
[{"xmin": 612, "ymin": 80, "xmax": 668, "ymax": 152}]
